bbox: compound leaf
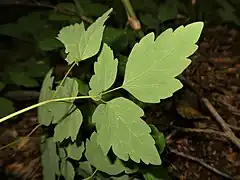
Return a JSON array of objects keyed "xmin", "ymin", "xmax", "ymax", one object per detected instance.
[
  {"xmin": 92, "ymin": 97, "xmax": 161, "ymax": 165},
  {"xmin": 53, "ymin": 106, "xmax": 83, "ymax": 142},
  {"xmin": 38, "ymin": 68, "xmax": 54, "ymax": 126},
  {"xmin": 57, "ymin": 8, "xmax": 112, "ymax": 64},
  {"xmin": 61, "ymin": 160, "xmax": 75, "ymax": 180},
  {"xmin": 122, "ymin": 22, "xmax": 204, "ymax": 103},
  {"xmin": 89, "ymin": 43, "xmax": 118, "ymax": 98},
  {"xmin": 85, "ymin": 132, "xmax": 126, "ymax": 175},
  {"xmin": 51, "ymin": 77, "xmax": 79, "ymax": 124},
  {"xmin": 41, "ymin": 137, "xmax": 60, "ymax": 180},
  {"xmin": 66, "ymin": 142, "xmax": 85, "ymax": 160}
]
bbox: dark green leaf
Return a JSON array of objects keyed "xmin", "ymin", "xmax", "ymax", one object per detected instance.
[
  {"xmin": 149, "ymin": 125, "xmax": 165, "ymax": 154},
  {"xmin": 9, "ymin": 71, "xmax": 39, "ymax": 87},
  {"xmin": 0, "ymin": 82, "xmax": 5, "ymax": 92},
  {"xmin": 38, "ymin": 38, "xmax": 63, "ymax": 51},
  {"xmin": 0, "ymin": 98, "xmax": 14, "ymax": 118}
]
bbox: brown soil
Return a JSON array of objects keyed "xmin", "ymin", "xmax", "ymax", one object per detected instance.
[{"xmin": 0, "ymin": 24, "xmax": 240, "ymax": 180}]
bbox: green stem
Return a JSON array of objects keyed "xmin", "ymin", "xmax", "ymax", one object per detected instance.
[
  {"xmin": 0, "ymin": 124, "xmax": 41, "ymax": 151},
  {"xmin": 73, "ymin": 0, "xmax": 84, "ymax": 15},
  {"xmin": 53, "ymin": 62, "xmax": 76, "ymax": 98},
  {"xmin": 102, "ymin": 86, "xmax": 122, "ymax": 95},
  {"xmin": 0, "ymin": 95, "xmax": 93, "ymax": 124},
  {"xmin": 83, "ymin": 169, "xmax": 98, "ymax": 180},
  {"xmin": 121, "ymin": 0, "xmax": 137, "ymax": 18},
  {"xmin": 121, "ymin": 0, "xmax": 144, "ymax": 39}
]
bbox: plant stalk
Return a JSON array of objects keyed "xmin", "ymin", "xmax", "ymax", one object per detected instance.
[
  {"xmin": 53, "ymin": 62, "xmax": 76, "ymax": 98},
  {"xmin": 73, "ymin": 0, "xmax": 84, "ymax": 16},
  {"xmin": 121, "ymin": 0, "xmax": 137, "ymax": 18},
  {"xmin": 0, "ymin": 95, "xmax": 93, "ymax": 124}
]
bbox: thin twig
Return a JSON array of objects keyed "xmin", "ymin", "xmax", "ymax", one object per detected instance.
[
  {"xmin": 171, "ymin": 126, "xmax": 225, "ymax": 137},
  {"xmin": 179, "ymin": 76, "xmax": 240, "ymax": 150},
  {"xmin": 201, "ymin": 97, "xmax": 240, "ymax": 150},
  {"xmin": 166, "ymin": 130, "xmax": 178, "ymax": 144},
  {"xmin": 2, "ymin": 1, "xmax": 93, "ymax": 24},
  {"xmin": 218, "ymin": 98, "xmax": 240, "ymax": 117},
  {"xmin": 169, "ymin": 148, "xmax": 235, "ymax": 179},
  {"xmin": 228, "ymin": 125, "xmax": 240, "ymax": 132},
  {"xmin": 201, "ymin": 98, "xmax": 228, "ymax": 132},
  {"xmin": 0, "ymin": 124, "xmax": 41, "ymax": 151}
]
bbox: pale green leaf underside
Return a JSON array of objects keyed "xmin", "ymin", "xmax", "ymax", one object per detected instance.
[
  {"xmin": 41, "ymin": 137, "xmax": 59, "ymax": 180},
  {"xmin": 66, "ymin": 142, "xmax": 85, "ymax": 160},
  {"xmin": 53, "ymin": 106, "xmax": 83, "ymax": 142},
  {"xmin": 51, "ymin": 77, "xmax": 79, "ymax": 124},
  {"xmin": 61, "ymin": 160, "xmax": 75, "ymax": 180},
  {"xmin": 89, "ymin": 43, "xmax": 118, "ymax": 98},
  {"xmin": 122, "ymin": 22, "xmax": 204, "ymax": 103},
  {"xmin": 57, "ymin": 8, "xmax": 113, "ymax": 64},
  {"xmin": 59, "ymin": 147, "xmax": 67, "ymax": 159},
  {"xmin": 92, "ymin": 97, "xmax": 161, "ymax": 165},
  {"xmin": 78, "ymin": 161, "xmax": 93, "ymax": 178},
  {"xmin": 85, "ymin": 132, "xmax": 126, "ymax": 175},
  {"xmin": 38, "ymin": 68, "xmax": 54, "ymax": 126}
]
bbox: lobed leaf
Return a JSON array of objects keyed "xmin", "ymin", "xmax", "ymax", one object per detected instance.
[
  {"xmin": 41, "ymin": 137, "xmax": 60, "ymax": 180},
  {"xmin": 122, "ymin": 22, "xmax": 204, "ymax": 103},
  {"xmin": 89, "ymin": 43, "xmax": 118, "ymax": 99},
  {"xmin": 92, "ymin": 97, "xmax": 161, "ymax": 165},
  {"xmin": 38, "ymin": 68, "xmax": 54, "ymax": 126},
  {"xmin": 85, "ymin": 132, "xmax": 126, "ymax": 175},
  {"xmin": 51, "ymin": 77, "xmax": 79, "ymax": 124},
  {"xmin": 78, "ymin": 161, "xmax": 93, "ymax": 178},
  {"xmin": 66, "ymin": 142, "xmax": 85, "ymax": 160},
  {"xmin": 61, "ymin": 160, "xmax": 75, "ymax": 180},
  {"xmin": 53, "ymin": 106, "xmax": 83, "ymax": 142},
  {"xmin": 57, "ymin": 8, "xmax": 113, "ymax": 64}
]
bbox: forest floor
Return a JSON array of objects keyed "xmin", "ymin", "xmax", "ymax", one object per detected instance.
[{"xmin": 0, "ymin": 24, "xmax": 240, "ymax": 180}]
